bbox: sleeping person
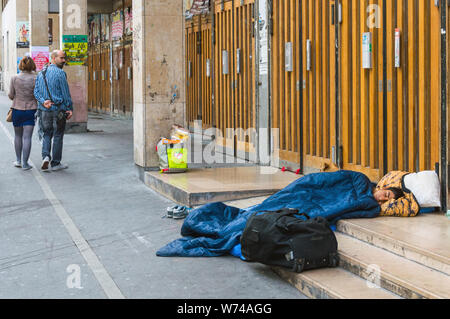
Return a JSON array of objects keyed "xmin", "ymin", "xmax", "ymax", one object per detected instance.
[
  {"xmin": 157, "ymin": 170, "xmax": 381, "ymax": 257},
  {"xmin": 373, "ymin": 171, "xmax": 420, "ymax": 217},
  {"xmin": 157, "ymin": 170, "xmax": 438, "ymax": 258}
]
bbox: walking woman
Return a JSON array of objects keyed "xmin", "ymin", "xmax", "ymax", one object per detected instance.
[{"xmin": 8, "ymin": 56, "xmax": 38, "ymax": 170}]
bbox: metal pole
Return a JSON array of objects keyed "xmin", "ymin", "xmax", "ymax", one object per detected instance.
[
  {"xmin": 110, "ymin": 42, "xmax": 113, "ymax": 115},
  {"xmin": 232, "ymin": 0, "xmax": 236, "ymax": 156},
  {"xmin": 268, "ymin": 0, "xmax": 273, "ymax": 166},
  {"xmin": 211, "ymin": 0, "xmax": 216, "ymax": 129},
  {"xmin": 198, "ymin": 14, "xmax": 203, "ymax": 121},
  {"xmin": 255, "ymin": 0, "xmax": 260, "ymax": 164},
  {"xmin": 335, "ymin": 1, "xmax": 341, "ymax": 168},
  {"xmin": 382, "ymin": 0, "xmax": 388, "ymax": 175},
  {"xmin": 440, "ymin": 0, "xmax": 448, "ymax": 212},
  {"xmin": 299, "ymin": 0, "xmax": 303, "ymax": 172}
]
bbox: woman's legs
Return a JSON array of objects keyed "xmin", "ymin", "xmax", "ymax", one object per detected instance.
[
  {"xmin": 13, "ymin": 126, "xmax": 23, "ymax": 165},
  {"xmin": 21, "ymin": 125, "xmax": 34, "ymax": 169}
]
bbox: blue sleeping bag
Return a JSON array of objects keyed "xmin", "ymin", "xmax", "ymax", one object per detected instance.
[{"xmin": 156, "ymin": 170, "xmax": 380, "ymax": 257}]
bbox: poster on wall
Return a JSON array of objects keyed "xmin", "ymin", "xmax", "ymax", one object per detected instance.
[
  {"xmin": 111, "ymin": 10, "xmax": 123, "ymax": 41},
  {"xmin": 93, "ymin": 15, "xmax": 101, "ymax": 44},
  {"xmin": 62, "ymin": 35, "xmax": 88, "ymax": 66},
  {"xmin": 185, "ymin": 0, "xmax": 194, "ymax": 11},
  {"xmin": 124, "ymin": 7, "xmax": 132, "ymax": 36},
  {"xmin": 185, "ymin": 0, "xmax": 209, "ymax": 19},
  {"xmin": 88, "ymin": 15, "xmax": 101, "ymax": 45},
  {"xmin": 101, "ymin": 14, "xmax": 111, "ymax": 42},
  {"xmin": 259, "ymin": 1, "xmax": 268, "ymax": 75},
  {"xmin": 16, "ymin": 21, "xmax": 30, "ymax": 48},
  {"xmin": 31, "ymin": 46, "xmax": 50, "ymax": 72}
]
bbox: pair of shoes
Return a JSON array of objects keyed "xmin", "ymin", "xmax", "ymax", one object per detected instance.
[
  {"xmin": 13, "ymin": 161, "xmax": 22, "ymax": 168},
  {"xmin": 173, "ymin": 206, "xmax": 190, "ymax": 220},
  {"xmin": 51, "ymin": 163, "xmax": 69, "ymax": 171},
  {"xmin": 22, "ymin": 163, "xmax": 33, "ymax": 171},
  {"xmin": 41, "ymin": 156, "xmax": 50, "ymax": 172},
  {"xmin": 166, "ymin": 205, "xmax": 190, "ymax": 219},
  {"xmin": 166, "ymin": 205, "xmax": 179, "ymax": 218}
]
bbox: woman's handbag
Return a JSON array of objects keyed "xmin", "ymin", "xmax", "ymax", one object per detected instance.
[{"xmin": 6, "ymin": 108, "xmax": 12, "ymax": 122}]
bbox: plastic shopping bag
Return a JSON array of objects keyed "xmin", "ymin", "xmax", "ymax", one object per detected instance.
[{"xmin": 157, "ymin": 138, "xmax": 188, "ymax": 173}]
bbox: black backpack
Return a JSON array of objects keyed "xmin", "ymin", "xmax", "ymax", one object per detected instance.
[{"xmin": 240, "ymin": 208, "xmax": 339, "ymax": 273}]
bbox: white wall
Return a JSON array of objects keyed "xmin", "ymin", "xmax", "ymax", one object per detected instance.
[
  {"xmin": 0, "ymin": 12, "xmax": 2, "ymax": 75},
  {"xmin": 2, "ymin": 0, "xmax": 17, "ymax": 93},
  {"xmin": 2, "ymin": 0, "xmax": 30, "ymax": 93}
]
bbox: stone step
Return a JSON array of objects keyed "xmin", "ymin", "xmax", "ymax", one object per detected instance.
[
  {"xmin": 273, "ymin": 266, "xmax": 400, "ymax": 299},
  {"xmin": 336, "ymin": 232, "xmax": 450, "ymax": 299},
  {"xmin": 337, "ymin": 214, "xmax": 450, "ymax": 276},
  {"xmin": 145, "ymin": 167, "xmax": 299, "ymax": 207},
  {"xmin": 210, "ymin": 192, "xmax": 450, "ymax": 299}
]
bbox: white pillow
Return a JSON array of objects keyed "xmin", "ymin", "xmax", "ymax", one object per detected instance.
[{"xmin": 403, "ymin": 171, "xmax": 441, "ymax": 208}]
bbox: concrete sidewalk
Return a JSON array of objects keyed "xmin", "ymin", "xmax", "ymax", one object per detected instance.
[{"xmin": 0, "ymin": 92, "xmax": 306, "ymax": 299}]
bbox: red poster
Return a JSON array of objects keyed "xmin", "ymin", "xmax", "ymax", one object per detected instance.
[
  {"xmin": 125, "ymin": 7, "xmax": 132, "ymax": 35},
  {"xmin": 111, "ymin": 10, "xmax": 123, "ymax": 40},
  {"xmin": 31, "ymin": 46, "xmax": 50, "ymax": 72}
]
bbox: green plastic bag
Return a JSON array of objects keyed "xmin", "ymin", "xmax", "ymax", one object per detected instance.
[{"xmin": 157, "ymin": 138, "xmax": 188, "ymax": 173}]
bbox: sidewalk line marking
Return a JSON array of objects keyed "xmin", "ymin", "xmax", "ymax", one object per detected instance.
[{"xmin": 0, "ymin": 120, "xmax": 125, "ymax": 299}]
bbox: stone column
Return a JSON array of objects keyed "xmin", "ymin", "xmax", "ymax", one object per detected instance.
[
  {"xmin": 133, "ymin": 0, "xmax": 186, "ymax": 169},
  {"xmin": 59, "ymin": 0, "xmax": 88, "ymax": 133},
  {"xmin": 29, "ymin": 0, "xmax": 49, "ymax": 76},
  {"xmin": 29, "ymin": 0, "xmax": 49, "ymax": 48}
]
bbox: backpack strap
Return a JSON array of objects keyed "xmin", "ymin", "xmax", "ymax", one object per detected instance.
[
  {"xmin": 275, "ymin": 208, "xmax": 310, "ymax": 220},
  {"xmin": 255, "ymin": 208, "xmax": 310, "ymax": 220},
  {"xmin": 42, "ymin": 66, "xmax": 54, "ymax": 104}
]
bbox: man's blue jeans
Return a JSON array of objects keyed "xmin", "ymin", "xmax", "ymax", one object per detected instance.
[{"xmin": 38, "ymin": 110, "xmax": 66, "ymax": 167}]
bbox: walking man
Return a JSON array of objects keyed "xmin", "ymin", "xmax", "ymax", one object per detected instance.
[{"xmin": 34, "ymin": 50, "xmax": 73, "ymax": 172}]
